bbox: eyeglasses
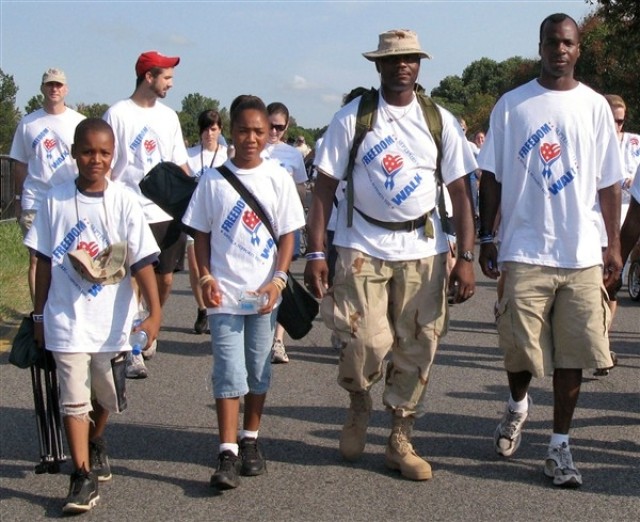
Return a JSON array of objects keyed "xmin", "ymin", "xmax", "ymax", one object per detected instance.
[
  {"xmin": 270, "ymin": 124, "xmax": 286, "ymax": 132},
  {"xmin": 615, "ymin": 119, "xmax": 625, "ymax": 125}
]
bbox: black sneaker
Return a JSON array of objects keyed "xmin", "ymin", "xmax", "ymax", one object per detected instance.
[
  {"xmin": 89, "ymin": 437, "xmax": 112, "ymax": 482},
  {"xmin": 210, "ymin": 451, "xmax": 241, "ymax": 490},
  {"xmin": 62, "ymin": 470, "xmax": 99, "ymax": 514},
  {"xmin": 239, "ymin": 437, "xmax": 266, "ymax": 476},
  {"xmin": 194, "ymin": 308, "xmax": 209, "ymax": 334}
]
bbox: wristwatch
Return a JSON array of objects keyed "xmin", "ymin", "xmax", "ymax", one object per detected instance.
[{"xmin": 460, "ymin": 250, "xmax": 475, "ymax": 262}]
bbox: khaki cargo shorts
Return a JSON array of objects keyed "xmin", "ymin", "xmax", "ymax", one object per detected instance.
[{"xmin": 496, "ymin": 262, "xmax": 612, "ymax": 377}]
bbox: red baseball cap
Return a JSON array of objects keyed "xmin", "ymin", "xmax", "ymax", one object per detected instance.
[{"xmin": 135, "ymin": 51, "xmax": 180, "ymax": 77}]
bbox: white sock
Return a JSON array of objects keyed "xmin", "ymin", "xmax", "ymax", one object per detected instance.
[
  {"xmin": 219, "ymin": 443, "xmax": 239, "ymax": 456},
  {"xmin": 549, "ymin": 433, "xmax": 569, "ymax": 448},
  {"xmin": 239, "ymin": 429, "xmax": 259, "ymax": 441},
  {"xmin": 508, "ymin": 394, "xmax": 529, "ymax": 413}
]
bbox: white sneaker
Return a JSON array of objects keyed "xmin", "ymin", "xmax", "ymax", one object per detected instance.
[
  {"xmin": 494, "ymin": 396, "xmax": 532, "ymax": 457},
  {"xmin": 544, "ymin": 442, "xmax": 582, "ymax": 488},
  {"xmin": 142, "ymin": 339, "xmax": 157, "ymax": 360},
  {"xmin": 125, "ymin": 352, "xmax": 148, "ymax": 379},
  {"xmin": 271, "ymin": 340, "xmax": 289, "ymax": 364}
]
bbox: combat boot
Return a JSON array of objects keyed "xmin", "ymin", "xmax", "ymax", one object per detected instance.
[
  {"xmin": 385, "ymin": 415, "xmax": 432, "ymax": 480},
  {"xmin": 339, "ymin": 391, "xmax": 372, "ymax": 461}
]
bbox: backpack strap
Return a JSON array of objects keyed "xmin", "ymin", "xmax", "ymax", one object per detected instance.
[{"xmin": 345, "ymin": 88, "xmax": 377, "ymax": 227}]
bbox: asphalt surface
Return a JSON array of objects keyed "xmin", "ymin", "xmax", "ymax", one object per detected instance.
[{"xmin": 1, "ymin": 253, "xmax": 639, "ymax": 521}]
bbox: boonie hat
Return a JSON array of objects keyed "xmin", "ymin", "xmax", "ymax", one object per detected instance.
[
  {"xmin": 41, "ymin": 68, "xmax": 67, "ymax": 85},
  {"xmin": 362, "ymin": 29, "xmax": 431, "ymax": 61},
  {"xmin": 135, "ymin": 51, "xmax": 180, "ymax": 77},
  {"xmin": 68, "ymin": 242, "xmax": 128, "ymax": 285}
]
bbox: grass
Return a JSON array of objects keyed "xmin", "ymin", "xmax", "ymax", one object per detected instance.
[{"xmin": 0, "ymin": 220, "xmax": 31, "ymax": 325}]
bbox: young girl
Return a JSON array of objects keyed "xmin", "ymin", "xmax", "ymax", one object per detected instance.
[
  {"xmin": 182, "ymin": 95, "xmax": 305, "ymax": 490},
  {"xmin": 185, "ymin": 110, "xmax": 228, "ymax": 334}
]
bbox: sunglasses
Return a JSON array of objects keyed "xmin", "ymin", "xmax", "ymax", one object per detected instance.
[
  {"xmin": 615, "ymin": 119, "xmax": 625, "ymax": 125},
  {"xmin": 270, "ymin": 124, "xmax": 287, "ymax": 132}
]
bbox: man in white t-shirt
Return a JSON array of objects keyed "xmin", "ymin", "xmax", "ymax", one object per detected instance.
[
  {"xmin": 477, "ymin": 13, "xmax": 623, "ymax": 488},
  {"xmin": 10, "ymin": 68, "xmax": 86, "ymax": 303},
  {"xmin": 104, "ymin": 51, "xmax": 189, "ymax": 378},
  {"xmin": 304, "ymin": 29, "xmax": 477, "ymax": 481}
]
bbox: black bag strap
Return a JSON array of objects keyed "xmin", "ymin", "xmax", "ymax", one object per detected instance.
[{"xmin": 217, "ymin": 165, "xmax": 279, "ymax": 248}]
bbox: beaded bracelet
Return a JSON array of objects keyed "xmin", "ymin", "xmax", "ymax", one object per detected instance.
[
  {"xmin": 305, "ymin": 251, "xmax": 326, "ymax": 260},
  {"xmin": 199, "ymin": 274, "xmax": 215, "ymax": 287}
]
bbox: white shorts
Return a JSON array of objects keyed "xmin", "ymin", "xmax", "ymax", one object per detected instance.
[{"xmin": 52, "ymin": 351, "xmax": 128, "ymax": 416}]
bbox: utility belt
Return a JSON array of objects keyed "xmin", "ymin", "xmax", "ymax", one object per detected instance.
[{"xmin": 353, "ymin": 206, "xmax": 436, "ymax": 238}]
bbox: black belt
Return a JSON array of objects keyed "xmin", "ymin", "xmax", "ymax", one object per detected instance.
[{"xmin": 354, "ymin": 207, "xmax": 430, "ymax": 232}]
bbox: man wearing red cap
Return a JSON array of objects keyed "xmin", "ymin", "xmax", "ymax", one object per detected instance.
[{"xmin": 104, "ymin": 51, "xmax": 188, "ymax": 379}]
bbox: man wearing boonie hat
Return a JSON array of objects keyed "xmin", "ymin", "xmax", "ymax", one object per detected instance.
[
  {"xmin": 304, "ymin": 29, "xmax": 477, "ymax": 480},
  {"xmin": 10, "ymin": 67, "xmax": 86, "ymax": 304},
  {"xmin": 104, "ymin": 51, "xmax": 188, "ymax": 378}
]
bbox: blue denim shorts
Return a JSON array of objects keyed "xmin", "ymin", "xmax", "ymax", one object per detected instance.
[{"xmin": 208, "ymin": 311, "xmax": 277, "ymax": 399}]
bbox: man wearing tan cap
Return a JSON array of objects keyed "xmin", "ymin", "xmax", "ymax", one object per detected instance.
[
  {"xmin": 10, "ymin": 67, "xmax": 86, "ymax": 303},
  {"xmin": 104, "ymin": 51, "xmax": 188, "ymax": 378},
  {"xmin": 304, "ymin": 29, "xmax": 477, "ymax": 480}
]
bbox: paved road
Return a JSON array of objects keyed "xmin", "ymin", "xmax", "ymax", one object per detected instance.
[{"xmin": 1, "ymin": 255, "xmax": 638, "ymax": 521}]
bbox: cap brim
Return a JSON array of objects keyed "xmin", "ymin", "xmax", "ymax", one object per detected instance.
[{"xmin": 362, "ymin": 50, "xmax": 432, "ymax": 61}]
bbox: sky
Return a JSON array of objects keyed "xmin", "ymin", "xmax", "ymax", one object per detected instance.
[{"xmin": 1, "ymin": 0, "xmax": 595, "ymax": 129}]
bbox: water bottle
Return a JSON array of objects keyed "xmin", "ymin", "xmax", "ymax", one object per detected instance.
[
  {"xmin": 129, "ymin": 312, "xmax": 148, "ymax": 355},
  {"xmin": 238, "ymin": 292, "xmax": 268, "ymax": 312}
]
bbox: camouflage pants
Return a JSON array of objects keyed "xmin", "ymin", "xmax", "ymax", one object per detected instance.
[{"xmin": 321, "ymin": 247, "xmax": 449, "ymax": 417}]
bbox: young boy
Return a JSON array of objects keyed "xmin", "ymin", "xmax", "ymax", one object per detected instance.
[{"xmin": 25, "ymin": 118, "xmax": 161, "ymax": 513}]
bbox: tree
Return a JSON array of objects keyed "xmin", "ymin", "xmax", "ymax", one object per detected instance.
[
  {"xmin": 75, "ymin": 102, "xmax": 110, "ymax": 119},
  {"xmin": 0, "ymin": 69, "xmax": 21, "ymax": 153},
  {"xmin": 178, "ymin": 93, "xmax": 227, "ymax": 146},
  {"xmin": 24, "ymin": 95, "xmax": 44, "ymax": 115}
]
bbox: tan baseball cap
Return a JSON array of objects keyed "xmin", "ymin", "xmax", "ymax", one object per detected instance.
[{"xmin": 42, "ymin": 68, "xmax": 67, "ymax": 85}]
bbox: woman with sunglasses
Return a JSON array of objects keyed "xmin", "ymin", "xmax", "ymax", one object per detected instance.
[{"xmin": 262, "ymin": 102, "xmax": 308, "ymax": 364}]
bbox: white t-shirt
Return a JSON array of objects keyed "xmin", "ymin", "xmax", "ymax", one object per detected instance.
[
  {"xmin": 182, "ymin": 159, "xmax": 305, "ymax": 315},
  {"xmin": 186, "ymin": 144, "xmax": 228, "ymax": 178},
  {"xmin": 477, "ymin": 80, "xmax": 623, "ymax": 268},
  {"xmin": 630, "ymin": 163, "xmax": 640, "ymax": 204},
  {"xmin": 316, "ymin": 92, "xmax": 477, "ymax": 261},
  {"xmin": 24, "ymin": 179, "xmax": 160, "ymax": 353},
  {"xmin": 10, "ymin": 107, "xmax": 86, "ymax": 211},
  {"xmin": 619, "ymin": 132, "xmax": 640, "ymax": 210},
  {"xmin": 103, "ymin": 99, "xmax": 188, "ymax": 223},
  {"xmin": 262, "ymin": 142, "xmax": 308, "ymax": 184}
]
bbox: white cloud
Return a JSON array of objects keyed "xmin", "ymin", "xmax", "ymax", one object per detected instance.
[{"xmin": 290, "ymin": 75, "xmax": 313, "ymax": 90}]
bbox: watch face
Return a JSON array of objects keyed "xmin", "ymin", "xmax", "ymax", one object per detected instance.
[{"xmin": 462, "ymin": 251, "xmax": 474, "ymax": 262}]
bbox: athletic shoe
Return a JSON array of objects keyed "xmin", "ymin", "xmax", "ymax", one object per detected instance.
[
  {"xmin": 125, "ymin": 352, "xmax": 148, "ymax": 379},
  {"xmin": 271, "ymin": 339, "xmax": 289, "ymax": 364},
  {"xmin": 194, "ymin": 308, "xmax": 209, "ymax": 335},
  {"xmin": 239, "ymin": 437, "xmax": 266, "ymax": 476},
  {"xmin": 89, "ymin": 437, "xmax": 112, "ymax": 482},
  {"xmin": 210, "ymin": 451, "xmax": 241, "ymax": 490},
  {"xmin": 544, "ymin": 442, "xmax": 583, "ymax": 488},
  {"xmin": 62, "ymin": 470, "xmax": 99, "ymax": 514},
  {"xmin": 593, "ymin": 351, "xmax": 618, "ymax": 376},
  {"xmin": 142, "ymin": 339, "xmax": 157, "ymax": 360},
  {"xmin": 494, "ymin": 397, "xmax": 532, "ymax": 457}
]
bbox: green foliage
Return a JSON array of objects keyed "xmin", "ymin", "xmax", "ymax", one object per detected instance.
[
  {"xmin": 0, "ymin": 69, "xmax": 21, "ymax": 154},
  {"xmin": 24, "ymin": 94, "xmax": 44, "ymax": 115},
  {"xmin": 75, "ymin": 102, "xmax": 109, "ymax": 119},
  {"xmin": 0, "ymin": 220, "xmax": 31, "ymax": 323}
]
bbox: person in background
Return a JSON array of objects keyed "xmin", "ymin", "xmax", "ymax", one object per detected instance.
[
  {"xmin": 305, "ymin": 29, "xmax": 476, "ymax": 481},
  {"xmin": 182, "ymin": 95, "xmax": 304, "ymax": 490},
  {"xmin": 26, "ymin": 119, "xmax": 161, "ymax": 513},
  {"xmin": 294, "ymin": 135, "xmax": 311, "ymax": 157},
  {"xmin": 478, "ymin": 13, "xmax": 622, "ymax": 488},
  {"xmin": 186, "ymin": 110, "xmax": 228, "ymax": 334},
  {"xmin": 103, "ymin": 50, "xmax": 188, "ymax": 378},
  {"xmin": 262, "ymin": 102, "xmax": 308, "ymax": 364},
  {"xmin": 10, "ymin": 68, "xmax": 86, "ymax": 304}
]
